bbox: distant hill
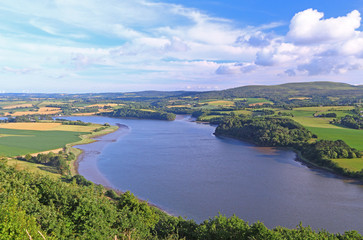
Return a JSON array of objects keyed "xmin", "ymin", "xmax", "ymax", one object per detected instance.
[
  {"xmin": 0, "ymin": 82, "xmax": 362, "ymax": 102},
  {"xmin": 193, "ymin": 81, "xmax": 363, "ymax": 100}
]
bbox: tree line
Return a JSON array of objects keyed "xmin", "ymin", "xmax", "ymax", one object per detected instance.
[
  {"xmin": 17, "ymin": 151, "xmax": 74, "ymax": 175},
  {"xmin": 103, "ymin": 107, "xmax": 176, "ymax": 121}
]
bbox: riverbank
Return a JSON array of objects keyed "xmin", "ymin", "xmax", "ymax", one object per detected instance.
[
  {"xmin": 214, "ymin": 131, "xmax": 363, "ymax": 185},
  {"xmin": 69, "ymin": 124, "xmax": 120, "ymax": 176}
]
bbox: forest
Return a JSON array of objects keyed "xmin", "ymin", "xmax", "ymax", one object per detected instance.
[{"xmin": 0, "ymin": 161, "xmax": 361, "ymax": 240}]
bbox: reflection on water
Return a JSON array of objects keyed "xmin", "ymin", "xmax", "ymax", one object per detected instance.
[{"xmin": 69, "ymin": 116, "xmax": 363, "ymax": 234}]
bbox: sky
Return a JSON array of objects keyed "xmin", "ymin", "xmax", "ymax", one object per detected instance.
[{"xmin": 0, "ymin": 0, "xmax": 363, "ymax": 93}]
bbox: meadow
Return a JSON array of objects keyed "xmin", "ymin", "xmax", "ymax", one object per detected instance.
[
  {"xmin": 332, "ymin": 157, "xmax": 363, "ymax": 172},
  {"xmin": 286, "ymin": 106, "xmax": 363, "ymax": 151}
]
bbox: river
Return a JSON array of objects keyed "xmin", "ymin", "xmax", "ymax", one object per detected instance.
[{"xmin": 64, "ymin": 115, "xmax": 363, "ymax": 234}]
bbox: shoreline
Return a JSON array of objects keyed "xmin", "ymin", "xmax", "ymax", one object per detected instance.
[
  {"xmin": 70, "ymin": 123, "xmax": 122, "ymax": 176},
  {"xmin": 214, "ymin": 132, "xmax": 363, "ymax": 185}
]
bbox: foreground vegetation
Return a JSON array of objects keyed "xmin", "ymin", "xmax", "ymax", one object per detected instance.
[{"xmin": 0, "ymin": 162, "xmax": 361, "ymax": 239}]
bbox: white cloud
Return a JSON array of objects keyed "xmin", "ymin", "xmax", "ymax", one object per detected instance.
[
  {"xmin": 0, "ymin": 1, "xmax": 362, "ymax": 92},
  {"xmin": 287, "ymin": 9, "xmax": 361, "ymax": 44},
  {"xmin": 2, "ymin": 66, "xmax": 38, "ymax": 74}
]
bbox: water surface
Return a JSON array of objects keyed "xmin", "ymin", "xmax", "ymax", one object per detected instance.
[{"xmin": 69, "ymin": 116, "xmax": 363, "ymax": 233}]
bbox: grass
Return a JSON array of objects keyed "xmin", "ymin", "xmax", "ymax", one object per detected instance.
[
  {"xmin": 0, "ymin": 129, "xmax": 86, "ymax": 157},
  {"xmin": 304, "ymin": 126, "xmax": 363, "ymax": 151},
  {"xmin": 0, "ymin": 124, "xmax": 118, "ymax": 178},
  {"xmin": 332, "ymin": 157, "xmax": 363, "ymax": 172},
  {"xmin": 285, "ymin": 106, "xmax": 363, "ymax": 151},
  {"xmin": 0, "ymin": 101, "xmax": 27, "ymax": 107},
  {"xmin": 0, "ymin": 123, "xmax": 106, "ymax": 157},
  {"xmin": 6, "ymin": 159, "xmax": 61, "ymax": 179},
  {"xmin": 198, "ymin": 115, "xmax": 221, "ymax": 121}
]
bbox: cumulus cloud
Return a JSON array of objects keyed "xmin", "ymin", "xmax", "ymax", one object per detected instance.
[
  {"xmin": 287, "ymin": 9, "xmax": 361, "ymax": 44},
  {"xmin": 245, "ymin": 8, "xmax": 363, "ymax": 79}
]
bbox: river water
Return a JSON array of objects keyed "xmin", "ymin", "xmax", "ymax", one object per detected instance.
[{"xmin": 65, "ymin": 115, "xmax": 363, "ymax": 233}]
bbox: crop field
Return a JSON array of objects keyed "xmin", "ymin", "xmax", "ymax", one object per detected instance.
[
  {"xmin": 166, "ymin": 104, "xmax": 191, "ymax": 108},
  {"xmin": 0, "ymin": 123, "xmax": 101, "ymax": 156},
  {"xmin": 2, "ymin": 103, "xmax": 33, "ymax": 109},
  {"xmin": 0, "ymin": 129, "xmax": 86, "ymax": 156},
  {"xmin": 207, "ymin": 100, "xmax": 235, "ymax": 106},
  {"xmin": 85, "ymin": 103, "xmax": 119, "ymax": 108},
  {"xmin": 8, "ymin": 107, "xmax": 61, "ymax": 116},
  {"xmin": 72, "ymin": 112, "xmax": 98, "ymax": 116},
  {"xmin": 0, "ymin": 122, "xmax": 101, "ymax": 132},
  {"xmin": 0, "ymin": 101, "xmax": 28, "ymax": 107},
  {"xmin": 0, "ymin": 122, "xmax": 63, "ymax": 130},
  {"xmin": 288, "ymin": 97, "xmax": 312, "ymax": 100},
  {"xmin": 37, "ymin": 101, "xmax": 67, "ymax": 107}
]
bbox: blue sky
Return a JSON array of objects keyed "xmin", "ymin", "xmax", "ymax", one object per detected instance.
[{"xmin": 0, "ymin": 0, "xmax": 363, "ymax": 93}]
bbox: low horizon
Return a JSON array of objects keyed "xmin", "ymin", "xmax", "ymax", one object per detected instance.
[
  {"xmin": 0, "ymin": 0, "xmax": 363, "ymax": 92},
  {"xmin": 0, "ymin": 80, "xmax": 360, "ymax": 94}
]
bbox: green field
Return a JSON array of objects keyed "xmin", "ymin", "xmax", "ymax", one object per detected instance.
[
  {"xmin": 0, "ymin": 128, "xmax": 88, "ymax": 156},
  {"xmin": 304, "ymin": 126, "xmax": 363, "ymax": 151},
  {"xmin": 332, "ymin": 157, "xmax": 363, "ymax": 172},
  {"xmin": 286, "ymin": 106, "xmax": 363, "ymax": 151}
]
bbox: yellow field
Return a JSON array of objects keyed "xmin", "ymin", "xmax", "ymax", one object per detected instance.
[
  {"xmin": 98, "ymin": 109, "xmax": 113, "ymax": 113},
  {"xmin": 249, "ymin": 102, "xmax": 271, "ymax": 106},
  {"xmin": 2, "ymin": 103, "xmax": 33, "ymax": 109},
  {"xmin": 167, "ymin": 105, "xmax": 191, "ymax": 108},
  {"xmin": 0, "ymin": 122, "xmax": 62, "ymax": 130},
  {"xmin": 288, "ymin": 97, "xmax": 312, "ymax": 100},
  {"xmin": 208, "ymin": 100, "xmax": 234, "ymax": 106},
  {"xmin": 9, "ymin": 107, "xmax": 61, "ymax": 116},
  {"xmin": 140, "ymin": 109, "xmax": 157, "ymax": 112},
  {"xmin": 38, "ymin": 107, "xmax": 61, "ymax": 113},
  {"xmin": 0, "ymin": 122, "xmax": 100, "ymax": 132},
  {"xmin": 294, "ymin": 106, "xmax": 354, "ymax": 112},
  {"xmin": 28, "ymin": 148, "xmax": 63, "ymax": 157},
  {"xmin": 72, "ymin": 112, "xmax": 97, "ymax": 116},
  {"xmin": 86, "ymin": 103, "xmax": 119, "ymax": 108}
]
